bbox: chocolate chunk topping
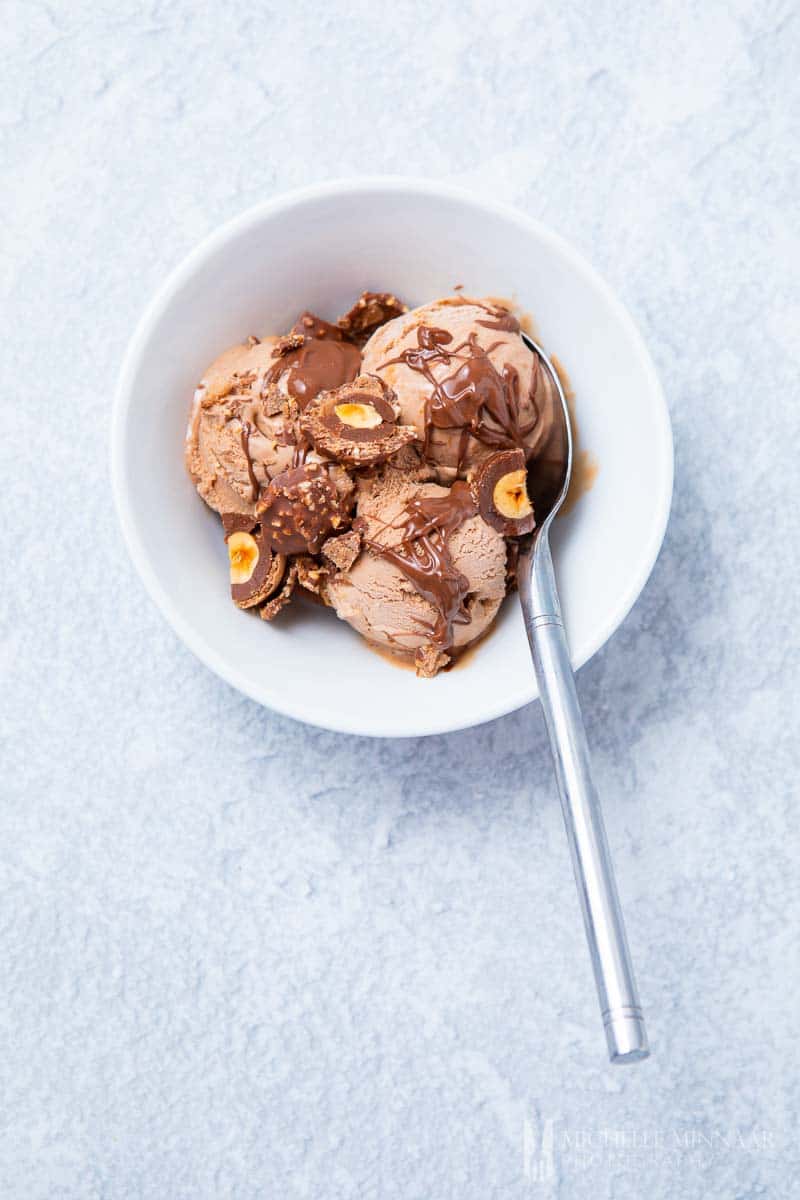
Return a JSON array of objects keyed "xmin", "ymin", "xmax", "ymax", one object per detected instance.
[
  {"xmin": 295, "ymin": 555, "xmax": 329, "ymax": 597},
  {"xmin": 256, "ymin": 462, "xmax": 347, "ymax": 555},
  {"xmin": 261, "ymin": 384, "xmax": 288, "ymax": 417},
  {"xmin": 258, "ymin": 562, "xmax": 299, "ymax": 621},
  {"xmin": 272, "ymin": 331, "xmax": 306, "ymax": 357},
  {"xmin": 222, "ymin": 511, "xmax": 258, "ymax": 536},
  {"xmin": 504, "ymin": 538, "xmax": 520, "ymax": 590},
  {"xmin": 299, "ymin": 375, "xmax": 417, "ymax": 466},
  {"xmin": 337, "ymin": 291, "xmax": 408, "ymax": 341},
  {"xmin": 321, "ymin": 529, "xmax": 362, "ymax": 573},
  {"xmin": 226, "ymin": 524, "xmax": 288, "ymax": 609},
  {"xmin": 470, "ymin": 448, "xmax": 536, "ymax": 536}
]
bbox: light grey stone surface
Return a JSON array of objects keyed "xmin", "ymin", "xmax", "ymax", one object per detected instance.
[{"xmin": 2, "ymin": 1, "xmax": 799, "ymax": 1196}]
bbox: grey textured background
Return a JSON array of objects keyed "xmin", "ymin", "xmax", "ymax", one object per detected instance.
[{"xmin": 2, "ymin": 2, "xmax": 799, "ymax": 1197}]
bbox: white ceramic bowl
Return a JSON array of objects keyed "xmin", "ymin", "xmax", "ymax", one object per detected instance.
[{"xmin": 112, "ymin": 179, "xmax": 673, "ymax": 738}]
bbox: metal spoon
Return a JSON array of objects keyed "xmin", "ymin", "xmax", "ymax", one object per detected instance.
[{"xmin": 518, "ymin": 333, "xmax": 649, "ymax": 1064}]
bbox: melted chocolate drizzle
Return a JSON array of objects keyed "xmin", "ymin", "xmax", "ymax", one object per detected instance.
[
  {"xmin": 381, "ymin": 324, "xmax": 538, "ymax": 472},
  {"xmin": 475, "ymin": 311, "xmax": 520, "ymax": 332},
  {"xmin": 240, "ymin": 423, "xmax": 259, "ymax": 500},
  {"xmin": 472, "ymin": 299, "xmax": 521, "ymax": 333},
  {"xmin": 377, "ymin": 534, "xmax": 471, "ymax": 648},
  {"xmin": 367, "ymin": 482, "xmax": 479, "ymax": 650},
  {"xmin": 400, "ymin": 480, "xmax": 477, "ymax": 541},
  {"xmin": 267, "ymin": 312, "xmax": 361, "ymax": 407}
]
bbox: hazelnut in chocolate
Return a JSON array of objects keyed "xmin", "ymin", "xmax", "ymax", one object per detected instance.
[
  {"xmin": 337, "ymin": 291, "xmax": 408, "ymax": 342},
  {"xmin": 226, "ymin": 524, "xmax": 288, "ymax": 609},
  {"xmin": 470, "ymin": 448, "xmax": 536, "ymax": 536},
  {"xmin": 256, "ymin": 461, "xmax": 347, "ymax": 555},
  {"xmin": 299, "ymin": 375, "xmax": 417, "ymax": 467},
  {"xmin": 185, "ymin": 291, "xmax": 570, "ymax": 677}
]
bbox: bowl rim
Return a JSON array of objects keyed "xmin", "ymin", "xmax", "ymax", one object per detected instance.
[{"xmin": 111, "ymin": 176, "xmax": 674, "ymax": 738}]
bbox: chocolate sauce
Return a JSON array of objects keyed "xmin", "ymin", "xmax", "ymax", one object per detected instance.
[
  {"xmin": 383, "ymin": 326, "xmax": 538, "ymax": 472},
  {"xmin": 399, "ymin": 480, "xmax": 477, "ymax": 541},
  {"xmin": 472, "ymin": 299, "xmax": 521, "ymax": 333},
  {"xmin": 273, "ymin": 407, "xmax": 313, "ymax": 467},
  {"xmin": 475, "ymin": 310, "xmax": 520, "ymax": 332},
  {"xmin": 434, "ymin": 294, "xmax": 521, "ymax": 333},
  {"xmin": 377, "ymin": 533, "xmax": 471, "ymax": 649},
  {"xmin": 267, "ymin": 312, "xmax": 361, "ymax": 407},
  {"xmin": 240, "ymin": 423, "xmax": 259, "ymax": 500},
  {"xmin": 291, "ymin": 432, "xmax": 313, "ymax": 469},
  {"xmin": 367, "ymin": 482, "xmax": 479, "ymax": 650}
]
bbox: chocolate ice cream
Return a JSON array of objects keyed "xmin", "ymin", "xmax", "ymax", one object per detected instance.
[
  {"xmin": 185, "ymin": 337, "xmax": 291, "ymax": 515},
  {"xmin": 325, "ymin": 466, "xmax": 507, "ymax": 675},
  {"xmin": 360, "ymin": 297, "xmax": 561, "ymax": 484},
  {"xmin": 184, "ymin": 291, "xmax": 565, "ymax": 676}
]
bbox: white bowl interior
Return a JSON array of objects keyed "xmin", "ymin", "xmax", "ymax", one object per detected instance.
[{"xmin": 113, "ymin": 182, "xmax": 672, "ymax": 737}]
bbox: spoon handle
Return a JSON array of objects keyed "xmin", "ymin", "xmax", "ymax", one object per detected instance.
[{"xmin": 518, "ymin": 534, "xmax": 649, "ymax": 1064}]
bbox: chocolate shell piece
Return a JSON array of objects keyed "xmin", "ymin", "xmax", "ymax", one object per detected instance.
[
  {"xmin": 300, "ymin": 375, "xmax": 417, "ymax": 467},
  {"xmin": 470, "ymin": 448, "xmax": 536, "ymax": 536},
  {"xmin": 320, "ymin": 529, "xmax": 362, "ymax": 573},
  {"xmin": 258, "ymin": 562, "xmax": 300, "ymax": 621},
  {"xmin": 226, "ymin": 524, "xmax": 288, "ymax": 609},
  {"xmin": 256, "ymin": 462, "xmax": 346, "ymax": 555},
  {"xmin": 222, "ymin": 511, "xmax": 258, "ymax": 537},
  {"xmin": 337, "ymin": 291, "xmax": 407, "ymax": 341}
]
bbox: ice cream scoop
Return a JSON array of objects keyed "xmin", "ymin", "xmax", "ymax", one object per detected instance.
[
  {"xmin": 185, "ymin": 314, "xmax": 365, "ymax": 516},
  {"xmin": 361, "ymin": 298, "xmax": 561, "ymax": 484},
  {"xmin": 518, "ymin": 334, "xmax": 649, "ymax": 1065},
  {"xmin": 325, "ymin": 467, "xmax": 507, "ymax": 675},
  {"xmin": 185, "ymin": 337, "xmax": 298, "ymax": 515}
]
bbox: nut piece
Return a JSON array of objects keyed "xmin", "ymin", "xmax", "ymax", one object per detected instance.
[
  {"xmin": 300, "ymin": 375, "xmax": 417, "ymax": 467},
  {"xmin": 256, "ymin": 462, "xmax": 346, "ymax": 555},
  {"xmin": 226, "ymin": 526, "xmax": 288, "ymax": 608},
  {"xmin": 470, "ymin": 449, "xmax": 536, "ymax": 536},
  {"xmin": 334, "ymin": 402, "xmax": 383, "ymax": 429},
  {"xmin": 494, "ymin": 469, "xmax": 531, "ymax": 519},
  {"xmin": 228, "ymin": 531, "xmax": 259, "ymax": 586},
  {"xmin": 337, "ymin": 291, "xmax": 407, "ymax": 341}
]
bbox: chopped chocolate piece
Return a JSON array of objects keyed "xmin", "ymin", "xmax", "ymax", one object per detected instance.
[
  {"xmin": 226, "ymin": 525, "xmax": 288, "ymax": 609},
  {"xmin": 470, "ymin": 448, "xmax": 536, "ymax": 536},
  {"xmin": 321, "ymin": 529, "xmax": 362, "ymax": 573},
  {"xmin": 414, "ymin": 643, "xmax": 451, "ymax": 678},
  {"xmin": 272, "ymin": 331, "xmax": 306, "ymax": 358},
  {"xmin": 258, "ymin": 562, "xmax": 299, "ymax": 621},
  {"xmin": 337, "ymin": 291, "xmax": 408, "ymax": 341},
  {"xmin": 261, "ymin": 384, "xmax": 286, "ymax": 417},
  {"xmin": 299, "ymin": 375, "xmax": 417, "ymax": 467},
  {"xmin": 235, "ymin": 370, "xmax": 257, "ymax": 390},
  {"xmin": 256, "ymin": 462, "xmax": 347, "ymax": 555},
  {"xmin": 222, "ymin": 511, "xmax": 258, "ymax": 537},
  {"xmin": 504, "ymin": 538, "xmax": 520, "ymax": 590},
  {"xmin": 295, "ymin": 555, "xmax": 328, "ymax": 595}
]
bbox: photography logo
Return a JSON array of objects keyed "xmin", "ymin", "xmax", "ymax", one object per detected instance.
[
  {"xmin": 522, "ymin": 1114, "xmax": 777, "ymax": 1184},
  {"xmin": 523, "ymin": 1116, "xmax": 556, "ymax": 1183}
]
